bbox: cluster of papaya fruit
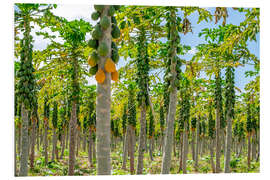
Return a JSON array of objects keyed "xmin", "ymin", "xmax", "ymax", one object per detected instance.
[
  {"xmin": 17, "ymin": 19, "xmax": 36, "ymax": 109},
  {"xmin": 88, "ymin": 5, "xmax": 121, "ymax": 84}
]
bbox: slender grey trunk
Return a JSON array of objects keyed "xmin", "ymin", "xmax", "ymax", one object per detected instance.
[
  {"xmin": 30, "ymin": 116, "xmax": 36, "ymax": 169},
  {"xmin": 195, "ymin": 119, "xmax": 200, "ymax": 170},
  {"xmin": 179, "ymin": 132, "xmax": 183, "ymax": 172},
  {"xmin": 128, "ymin": 125, "xmax": 135, "ymax": 174},
  {"xmin": 18, "ymin": 126, "xmax": 21, "ymax": 157},
  {"xmin": 88, "ymin": 128, "xmax": 93, "ymax": 167},
  {"xmin": 247, "ymin": 134, "xmax": 251, "ymax": 170},
  {"xmin": 224, "ymin": 111, "xmax": 233, "ymax": 173},
  {"xmin": 44, "ymin": 118, "xmax": 48, "ymax": 164},
  {"xmin": 15, "ymin": 124, "xmax": 17, "ymax": 176},
  {"xmin": 60, "ymin": 130, "xmax": 65, "ymax": 159},
  {"xmin": 19, "ymin": 103, "xmax": 29, "ymax": 176},
  {"xmin": 191, "ymin": 130, "xmax": 195, "ymax": 161},
  {"xmin": 93, "ymin": 137, "xmax": 96, "ymax": 161},
  {"xmin": 256, "ymin": 130, "xmax": 260, "ymax": 162},
  {"xmin": 96, "ymin": 6, "xmax": 112, "ymax": 175},
  {"xmin": 251, "ymin": 132, "xmax": 256, "ymax": 161},
  {"xmin": 161, "ymin": 84, "xmax": 177, "ymax": 174},
  {"xmin": 136, "ymin": 102, "xmax": 146, "ymax": 174},
  {"xmin": 66, "ymin": 127, "xmax": 69, "ymax": 149},
  {"xmin": 122, "ymin": 128, "xmax": 129, "ymax": 170},
  {"xmin": 52, "ymin": 129, "xmax": 57, "ymax": 161},
  {"xmin": 215, "ymin": 107, "xmax": 221, "ymax": 173},
  {"xmin": 68, "ymin": 102, "xmax": 77, "ymax": 175},
  {"xmin": 182, "ymin": 121, "xmax": 188, "ymax": 174},
  {"xmin": 36, "ymin": 126, "xmax": 39, "ymax": 152},
  {"xmin": 83, "ymin": 131, "xmax": 86, "ymax": 152},
  {"xmin": 209, "ymin": 139, "xmax": 216, "ymax": 173}
]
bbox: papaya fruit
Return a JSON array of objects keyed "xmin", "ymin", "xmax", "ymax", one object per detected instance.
[
  {"xmin": 111, "ymin": 50, "xmax": 119, "ymax": 64},
  {"xmin": 95, "ymin": 69, "xmax": 106, "ymax": 84},
  {"xmin": 111, "ymin": 71, "xmax": 119, "ymax": 81},
  {"xmin": 91, "ymin": 11, "xmax": 100, "ymax": 21},
  {"xmin": 94, "ymin": 5, "xmax": 104, "ymax": 12},
  {"xmin": 92, "ymin": 25, "xmax": 103, "ymax": 40},
  {"xmin": 108, "ymin": 6, "xmax": 115, "ymax": 16},
  {"xmin": 111, "ymin": 24, "xmax": 120, "ymax": 39},
  {"xmin": 98, "ymin": 42, "xmax": 109, "ymax": 57},
  {"xmin": 87, "ymin": 55, "xmax": 97, "ymax": 67},
  {"xmin": 89, "ymin": 65, "xmax": 98, "ymax": 76},
  {"xmin": 100, "ymin": 16, "xmax": 110, "ymax": 30},
  {"xmin": 105, "ymin": 58, "xmax": 116, "ymax": 72},
  {"xmin": 88, "ymin": 39, "xmax": 98, "ymax": 49},
  {"xmin": 111, "ymin": 16, "xmax": 117, "ymax": 24}
]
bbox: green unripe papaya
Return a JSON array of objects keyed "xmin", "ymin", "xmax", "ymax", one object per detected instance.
[
  {"xmin": 89, "ymin": 65, "xmax": 98, "ymax": 76},
  {"xmin": 88, "ymin": 39, "xmax": 98, "ymax": 49},
  {"xmin": 94, "ymin": 5, "xmax": 104, "ymax": 12},
  {"xmin": 111, "ymin": 25, "xmax": 120, "ymax": 39},
  {"xmin": 111, "ymin": 50, "xmax": 119, "ymax": 64},
  {"xmin": 100, "ymin": 16, "xmax": 110, "ymax": 30},
  {"xmin": 91, "ymin": 11, "xmax": 100, "ymax": 21},
  {"xmin": 111, "ymin": 41, "xmax": 117, "ymax": 50},
  {"xmin": 92, "ymin": 25, "xmax": 103, "ymax": 40},
  {"xmin": 98, "ymin": 42, "xmax": 109, "ymax": 57},
  {"xmin": 91, "ymin": 51, "xmax": 100, "ymax": 62},
  {"xmin": 108, "ymin": 6, "xmax": 115, "ymax": 16},
  {"xmin": 111, "ymin": 16, "xmax": 117, "ymax": 24}
]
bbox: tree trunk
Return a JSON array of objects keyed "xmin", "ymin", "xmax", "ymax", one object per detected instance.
[
  {"xmin": 210, "ymin": 139, "xmax": 216, "ymax": 173},
  {"xmin": 161, "ymin": 83, "xmax": 177, "ymax": 174},
  {"xmin": 122, "ymin": 128, "xmax": 129, "ymax": 170},
  {"xmin": 247, "ymin": 134, "xmax": 251, "ymax": 170},
  {"xmin": 83, "ymin": 131, "xmax": 86, "ymax": 152},
  {"xmin": 19, "ymin": 103, "xmax": 29, "ymax": 176},
  {"xmin": 15, "ymin": 124, "xmax": 17, "ymax": 176},
  {"xmin": 93, "ymin": 137, "xmax": 96, "ymax": 161},
  {"xmin": 161, "ymin": 9, "xmax": 178, "ymax": 174},
  {"xmin": 191, "ymin": 130, "xmax": 195, "ymax": 161},
  {"xmin": 136, "ymin": 102, "xmax": 146, "ymax": 174},
  {"xmin": 179, "ymin": 132, "xmax": 183, "ymax": 172},
  {"xmin": 88, "ymin": 128, "xmax": 93, "ymax": 167},
  {"xmin": 44, "ymin": 118, "xmax": 48, "ymax": 165},
  {"xmin": 256, "ymin": 130, "xmax": 260, "ymax": 162},
  {"xmin": 215, "ymin": 107, "xmax": 221, "ymax": 173},
  {"xmin": 52, "ymin": 128, "xmax": 57, "ymax": 161},
  {"xmin": 68, "ymin": 102, "xmax": 77, "ymax": 175},
  {"xmin": 195, "ymin": 119, "xmax": 200, "ymax": 171},
  {"xmin": 128, "ymin": 125, "xmax": 135, "ymax": 174},
  {"xmin": 36, "ymin": 126, "xmax": 39, "ymax": 152},
  {"xmin": 251, "ymin": 132, "xmax": 256, "ymax": 161},
  {"xmin": 96, "ymin": 6, "xmax": 112, "ymax": 175},
  {"xmin": 60, "ymin": 129, "xmax": 65, "ymax": 159},
  {"xmin": 18, "ymin": 126, "xmax": 21, "ymax": 157},
  {"xmin": 66, "ymin": 127, "xmax": 69, "ymax": 149},
  {"xmin": 224, "ymin": 112, "xmax": 232, "ymax": 173},
  {"xmin": 30, "ymin": 116, "xmax": 36, "ymax": 169},
  {"xmin": 182, "ymin": 121, "xmax": 188, "ymax": 174}
]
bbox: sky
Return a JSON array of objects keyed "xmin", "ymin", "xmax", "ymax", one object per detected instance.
[{"xmin": 28, "ymin": 5, "xmax": 259, "ymax": 91}]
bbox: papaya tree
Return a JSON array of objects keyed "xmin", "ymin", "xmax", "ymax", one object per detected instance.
[{"xmin": 88, "ymin": 5, "xmax": 121, "ymax": 175}]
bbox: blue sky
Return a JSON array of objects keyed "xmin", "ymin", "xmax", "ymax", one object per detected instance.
[
  {"xmin": 27, "ymin": 5, "xmax": 259, "ymax": 91},
  {"xmin": 179, "ymin": 7, "xmax": 259, "ymax": 91}
]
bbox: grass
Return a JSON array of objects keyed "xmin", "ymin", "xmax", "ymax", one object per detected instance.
[{"xmin": 17, "ymin": 144, "xmax": 259, "ymax": 176}]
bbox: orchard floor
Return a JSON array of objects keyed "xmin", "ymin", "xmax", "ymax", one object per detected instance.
[{"xmin": 16, "ymin": 147, "xmax": 260, "ymax": 176}]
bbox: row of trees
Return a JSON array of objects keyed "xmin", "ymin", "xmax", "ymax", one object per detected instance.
[{"xmin": 14, "ymin": 4, "xmax": 259, "ymax": 176}]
